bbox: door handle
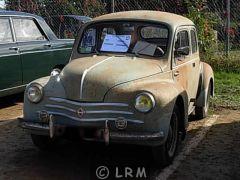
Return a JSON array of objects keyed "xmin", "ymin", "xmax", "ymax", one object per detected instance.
[
  {"xmin": 44, "ymin": 43, "xmax": 52, "ymax": 48},
  {"xmin": 192, "ymin": 62, "xmax": 196, "ymax": 67},
  {"xmin": 9, "ymin": 47, "xmax": 20, "ymax": 51},
  {"xmin": 174, "ymin": 71, "xmax": 180, "ymax": 77}
]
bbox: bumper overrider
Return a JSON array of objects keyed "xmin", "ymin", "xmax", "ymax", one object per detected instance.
[{"xmin": 20, "ymin": 97, "xmax": 165, "ymax": 146}]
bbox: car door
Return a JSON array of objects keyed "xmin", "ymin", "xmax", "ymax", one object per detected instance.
[
  {"xmin": 0, "ymin": 17, "xmax": 22, "ymax": 91},
  {"xmin": 189, "ymin": 27, "xmax": 201, "ymax": 103},
  {"xmin": 12, "ymin": 17, "xmax": 55, "ymax": 84},
  {"xmin": 172, "ymin": 28, "xmax": 197, "ymax": 114},
  {"xmin": 48, "ymin": 38, "xmax": 73, "ymax": 67}
]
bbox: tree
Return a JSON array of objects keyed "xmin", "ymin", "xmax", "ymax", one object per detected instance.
[{"xmin": 5, "ymin": 0, "xmax": 106, "ymax": 17}]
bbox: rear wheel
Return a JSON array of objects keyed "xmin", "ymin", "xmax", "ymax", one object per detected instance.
[
  {"xmin": 152, "ymin": 106, "xmax": 180, "ymax": 167},
  {"xmin": 31, "ymin": 134, "xmax": 57, "ymax": 151},
  {"xmin": 195, "ymin": 83, "xmax": 211, "ymax": 120}
]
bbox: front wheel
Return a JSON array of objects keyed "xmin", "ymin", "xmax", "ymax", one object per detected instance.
[{"xmin": 152, "ymin": 106, "xmax": 180, "ymax": 167}]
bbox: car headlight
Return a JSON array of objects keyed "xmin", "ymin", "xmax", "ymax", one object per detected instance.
[
  {"xmin": 27, "ymin": 84, "xmax": 43, "ymax": 103},
  {"xmin": 50, "ymin": 68, "xmax": 61, "ymax": 76},
  {"xmin": 134, "ymin": 92, "xmax": 155, "ymax": 113}
]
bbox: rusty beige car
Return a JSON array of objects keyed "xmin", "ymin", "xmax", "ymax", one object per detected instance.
[{"xmin": 20, "ymin": 11, "xmax": 214, "ymax": 166}]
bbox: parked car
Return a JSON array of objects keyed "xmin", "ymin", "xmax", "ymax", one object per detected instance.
[
  {"xmin": 20, "ymin": 11, "xmax": 214, "ymax": 167},
  {"xmin": 45, "ymin": 15, "xmax": 92, "ymax": 39},
  {"xmin": 0, "ymin": 11, "xmax": 74, "ymax": 97}
]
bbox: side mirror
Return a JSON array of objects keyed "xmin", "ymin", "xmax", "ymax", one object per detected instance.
[{"xmin": 175, "ymin": 46, "xmax": 190, "ymax": 56}]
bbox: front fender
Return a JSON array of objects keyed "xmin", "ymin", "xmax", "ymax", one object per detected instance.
[
  {"xmin": 104, "ymin": 78, "xmax": 188, "ymax": 142},
  {"xmin": 24, "ymin": 75, "xmax": 66, "ymax": 121},
  {"xmin": 195, "ymin": 62, "xmax": 214, "ymax": 107}
]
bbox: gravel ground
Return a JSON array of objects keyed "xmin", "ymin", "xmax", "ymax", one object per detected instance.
[
  {"xmin": 0, "ymin": 94, "xmax": 239, "ymax": 180},
  {"xmin": 169, "ymin": 110, "xmax": 240, "ymax": 180}
]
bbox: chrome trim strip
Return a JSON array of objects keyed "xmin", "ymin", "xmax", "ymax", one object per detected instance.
[
  {"xmin": 0, "ymin": 85, "xmax": 26, "ymax": 92},
  {"xmin": 21, "ymin": 122, "xmax": 49, "ymax": 130},
  {"xmin": 36, "ymin": 111, "xmax": 143, "ymax": 124},
  {"xmin": 49, "ymin": 97, "xmax": 129, "ymax": 107},
  {"xmin": 110, "ymin": 131, "xmax": 165, "ymax": 140},
  {"xmin": 0, "ymin": 54, "xmax": 19, "ymax": 58},
  {"xmin": 45, "ymin": 104, "xmax": 76, "ymax": 113},
  {"xmin": 45, "ymin": 104, "xmax": 133, "ymax": 115},
  {"xmin": 80, "ymin": 56, "xmax": 113, "ymax": 99},
  {"xmin": 20, "ymin": 48, "xmax": 72, "ymax": 55},
  {"xmin": 0, "ymin": 48, "xmax": 71, "ymax": 57},
  {"xmin": 86, "ymin": 110, "xmax": 133, "ymax": 115}
]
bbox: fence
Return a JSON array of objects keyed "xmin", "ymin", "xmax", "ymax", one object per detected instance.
[{"xmin": 3, "ymin": 0, "xmax": 240, "ymax": 54}]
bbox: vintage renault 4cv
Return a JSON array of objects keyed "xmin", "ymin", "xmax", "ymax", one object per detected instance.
[{"xmin": 20, "ymin": 11, "xmax": 214, "ymax": 166}]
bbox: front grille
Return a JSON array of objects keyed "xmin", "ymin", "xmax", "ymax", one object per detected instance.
[{"xmin": 41, "ymin": 97, "xmax": 143, "ymax": 124}]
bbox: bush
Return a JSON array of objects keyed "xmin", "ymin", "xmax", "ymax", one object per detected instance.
[
  {"xmin": 205, "ymin": 52, "xmax": 240, "ymax": 73},
  {"xmin": 185, "ymin": 0, "xmax": 219, "ymax": 58}
]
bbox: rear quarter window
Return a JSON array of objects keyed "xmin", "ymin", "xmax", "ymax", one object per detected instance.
[{"xmin": 191, "ymin": 30, "xmax": 198, "ymax": 53}]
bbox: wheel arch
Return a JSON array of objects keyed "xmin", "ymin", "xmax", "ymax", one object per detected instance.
[
  {"xmin": 175, "ymin": 94, "xmax": 188, "ymax": 139},
  {"xmin": 195, "ymin": 62, "xmax": 214, "ymax": 107}
]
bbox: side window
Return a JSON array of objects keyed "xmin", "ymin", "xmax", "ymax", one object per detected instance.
[
  {"xmin": 13, "ymin": 18, "xmax": 46, "ymax": 42},
  {"xmin": 174, "ymin": 30, "xmax": 190, "ymax": 60},
  {"xmin": 179, "ymin": 31, "xmax": 189, "ymax": 48},
  {"xmin": 191, "ymin": 30, "xmax": 198, "ymax": 53},
  {"xmin": 0, "ymin": 18, "xmax": 13, "ymax": 43},
  {"xmin": 79, "ymin": 28, "xmax": 96, "ymax": 54}
]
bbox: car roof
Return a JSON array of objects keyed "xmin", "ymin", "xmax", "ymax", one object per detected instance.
[
  {"xmin": 0, "ymin": 10, "xmax": 44, "ymax": 20},
  {"xmin": 50, "ymin": 15, "xmax": 92, "ymax": 22},
  {"xmin": 93, "ymin": 10, "xmax": 194, "ymax": 27},
  {"xmin": 62, "ymin": 15, "xmax": 92, "ymax": 22}
]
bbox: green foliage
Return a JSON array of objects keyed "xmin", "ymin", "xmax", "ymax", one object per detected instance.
[
  {"xmin": 211, "ymin": 72, "xmax": 240, "ymax": 110},
  {"xmin": 5, "ymin": 0, "xmax": 106, "ymax": 18},
  {"xmin": 206, "ymin": 51, "xmax": 240, "ymax": 73},
  {"xmin": 185, "ymin": 0, "xmax": 219, "ymax": 58}
]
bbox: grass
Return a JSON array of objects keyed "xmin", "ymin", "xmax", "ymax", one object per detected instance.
[{"xmin": 211, "ymin": 71, "xmax": 240, "ymax": 110}]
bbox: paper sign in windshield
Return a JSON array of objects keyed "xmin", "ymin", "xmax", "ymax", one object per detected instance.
[{"xmin": 101, "ymin": 34, "xmax": 131, "ymax": 52}]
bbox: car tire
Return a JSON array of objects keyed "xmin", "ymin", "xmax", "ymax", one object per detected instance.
[
  {"xmin": 152, "ymin": 105, "xmax": 180, "ymax": 167},
  {"xmin": 31, "ymin": 134, "xmax": 57, "ymax": 151},
  {"xmin": 195, "ymin": 83, "xmax": 211, "ymax": 120}
]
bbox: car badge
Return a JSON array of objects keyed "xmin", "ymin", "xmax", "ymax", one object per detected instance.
[
  {"xmin": 115, "ymin": 117, "xmax": 127, "ymax": 130},
  {"xmin": 76, "ymin": 107, "xmax": 85, "ymax": 118}
]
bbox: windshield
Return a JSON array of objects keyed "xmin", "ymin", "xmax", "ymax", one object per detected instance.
[{"xmin": 78, "ymin": 21, "xmax": 169, "ymax": 57}]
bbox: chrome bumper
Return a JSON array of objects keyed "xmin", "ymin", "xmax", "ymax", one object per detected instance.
[{"xmin": 19, "ymin": 120, "xmax": 165, "ymax": 146}]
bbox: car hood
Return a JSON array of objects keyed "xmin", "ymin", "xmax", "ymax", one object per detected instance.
[{"xmin": 60, "ymin": 55, "xmax": 162, "ymax": 101}]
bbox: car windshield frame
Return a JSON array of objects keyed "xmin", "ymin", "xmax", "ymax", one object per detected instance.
[{"xmin": 77, "ymin": 20, "xmax": 170, "ymax": 58}]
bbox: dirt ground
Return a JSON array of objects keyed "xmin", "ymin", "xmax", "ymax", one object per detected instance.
[{"xmin": 0, "ymin": 94, "xmax": 239, "ymax": 180}]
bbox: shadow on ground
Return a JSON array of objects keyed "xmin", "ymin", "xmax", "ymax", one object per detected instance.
[
  {"xmin": 1, "ymin": 111, "xmax": 239, "ymax": 180},
  {"xmin": 0, "ymin": 93, "xmax": 23, "ymax": 109}
]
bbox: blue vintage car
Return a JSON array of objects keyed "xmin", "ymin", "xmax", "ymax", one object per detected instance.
[{"xmin": 20, "ymin": 11, "xmax": 214, "ymax": 167}]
